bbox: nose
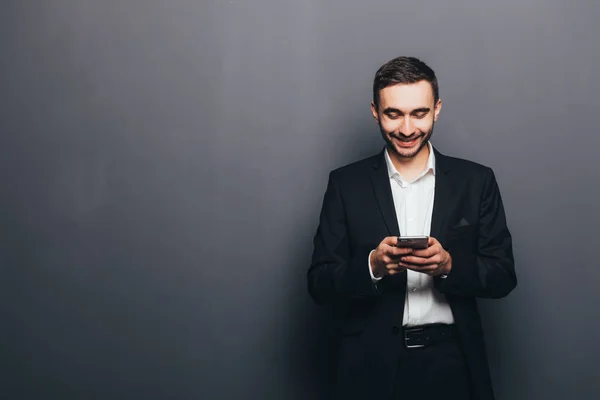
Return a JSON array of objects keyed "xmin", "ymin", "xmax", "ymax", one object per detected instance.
[{"xmin": 400, "ymin": 117, "xmax": 416, "ymax": 137}]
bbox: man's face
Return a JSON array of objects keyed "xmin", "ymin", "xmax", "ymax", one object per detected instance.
[{"xmin": 371, "ymin": 80, "xmax": 441, "ymax": 159}]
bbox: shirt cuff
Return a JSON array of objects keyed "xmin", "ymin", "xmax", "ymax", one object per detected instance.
[{"xmin": 368, "ymin": 250, "xmax": 383, "ymax": 283}]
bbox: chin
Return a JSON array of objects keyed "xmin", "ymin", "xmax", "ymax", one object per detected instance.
[
  {"xmin": 391, "ymin": 138, "xmax": 424, "ymax": 159},
  {"xmin": 395, "ymin": 148, "xmax": 420, "ymax": 159}
]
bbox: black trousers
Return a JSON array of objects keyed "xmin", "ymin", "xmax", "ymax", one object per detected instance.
[{"xmin": 391, "ymin": 336, "xmax": 472, "ymax": 400}]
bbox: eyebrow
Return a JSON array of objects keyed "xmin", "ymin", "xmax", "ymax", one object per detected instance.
[{"xmin": 383, "ymin": 107, "xmax": 431, "ymax": 115}]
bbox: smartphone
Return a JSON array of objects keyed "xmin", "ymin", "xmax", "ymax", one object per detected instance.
[{"xmin": 396, "ymin": 236, "xmax": 429, "ymax": 249}]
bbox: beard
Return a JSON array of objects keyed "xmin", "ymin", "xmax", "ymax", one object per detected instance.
[{"xmin": 379, "ymin": 121, "xmax": 435, "ymax": 160}]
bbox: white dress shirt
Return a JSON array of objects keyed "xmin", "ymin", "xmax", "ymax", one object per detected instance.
[{"xmin": 369, "ymin": 142, "xmax": 454, "ymax": 327}]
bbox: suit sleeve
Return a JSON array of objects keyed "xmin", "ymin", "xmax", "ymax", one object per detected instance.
[
  {"xmin": 435, "ymin": 167, "xmax": 517, "ymax": 299},
  {"xmin": 307, "ymin": 172, "xmax": 381, "ymax": 305}
]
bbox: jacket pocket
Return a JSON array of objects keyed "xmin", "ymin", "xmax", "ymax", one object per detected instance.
[{"xmin": 447, "ymin": 223, "xmax": 478, "ymax": 254}]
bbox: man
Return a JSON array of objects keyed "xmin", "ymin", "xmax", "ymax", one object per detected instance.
[{"xmin": 308, "ymin": 56, "xmax": 516, "ymax": 400}]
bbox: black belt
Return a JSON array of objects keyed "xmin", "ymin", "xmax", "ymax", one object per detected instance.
[{"xmin": 403, "ymin": 324, "xmax": 456, "ymax": 349}]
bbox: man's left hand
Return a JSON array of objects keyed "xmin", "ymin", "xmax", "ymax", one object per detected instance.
[{"xmin": 398, "ymin": 236, "xmax": 452, "ymax": 276}]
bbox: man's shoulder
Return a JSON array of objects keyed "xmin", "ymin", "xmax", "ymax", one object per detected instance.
[
  {"xmin": 328, "ymin": 152, "xmax": 382, "ymax": 181},
  {"xmin": 436, "ymin": 150, "xmax": 493, "ymax": 179},
  {"xmin": 326, "ymin": 148, "xmax": 496, "ymax": 183}
]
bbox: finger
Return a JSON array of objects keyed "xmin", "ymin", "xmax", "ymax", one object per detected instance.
[
  {"xmin": 378, "ymin": 248, "xmax": 394, "ymax": 265},
  {"xmin": 384, "ymin": 262, "xmax": 398, "ymax": 271},
  {"xmin": 399, "ymin": 262, "xmax": 437, "ymax": 271},
  {"xmin": 404, "ymin": 252, "xmax": 444, "ymax": 265},
  {"xmin": 380, "ymin": 253, "xmax": 396, "ymax": 264},
  {"xmin": 380, "ymin": 245, "xmax": 402, "ymax": 260},
  {"xmin": 380, "ymin": 244, "xmax": 412, "ymax": 259},
  {"xmin": 387, "ymin": 246, "xmax": 414, "ymax": 257},
  {"xmin": 382, "ymin": 236, "xmax": 399, "ymax": 246},
  {"xmin": 428, "ymin": 236, "xmax": 439, "ymax": 246},
  {"xmin": 411, "ymin": 245, "xmax": 438, "ymax": 258},
  {"xmin": 376, "ymin": 239, "xmax": 398, "ymax": 260},
  {"xmin": 388, "ymin": 264, "xmax": 407, "ymax": 274},
  {"xmin": 428, "ymin": 237, "xmax": 449, "ymax": 263},
  {"xmin": 409, "ymin": 261, "xmax": 445, "ymax": 276},
  {"xmin": 386, "ymin": 260, "xmax": 407, "ymax": 270},
  {"xmin": 399, "ymin": 255, "xmax": 432, "ymax": 265},
  {"xmin": 412, "ymin": 237, "xmax": 443, "ymax": 257}
]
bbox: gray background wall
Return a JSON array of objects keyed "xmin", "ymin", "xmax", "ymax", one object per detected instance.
[{"xmin": 1, "ymin": 0, "xmax": 599, "ymax": 399}]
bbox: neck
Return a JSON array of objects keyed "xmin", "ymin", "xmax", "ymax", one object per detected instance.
[{"xmin": 388, "ymin": 144, "xmax": 430, "ymax": 181}]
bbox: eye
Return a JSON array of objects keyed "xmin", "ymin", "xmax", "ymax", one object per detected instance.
[{"xmin": 414, "ymin": 112, "xmax": 427, "ymax": 119}]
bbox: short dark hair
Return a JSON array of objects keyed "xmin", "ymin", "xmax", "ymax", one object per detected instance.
[{"xmin": 372, "ymin": 56, "xmax": 439, "ymax": 108}]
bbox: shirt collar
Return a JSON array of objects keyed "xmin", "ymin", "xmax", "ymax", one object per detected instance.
[{"xmin": 384, "ymin": 141, "xmax": 436, "ymax": 183}]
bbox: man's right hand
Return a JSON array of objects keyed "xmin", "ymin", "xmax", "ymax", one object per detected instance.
[{"xmin": 370, "ymin": 236, "xmax": 414, "ymax": 278}]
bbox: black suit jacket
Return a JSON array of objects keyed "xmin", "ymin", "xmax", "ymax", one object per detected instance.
[{"xmin": 308, "ymin": 147, "xmax": 516, "ymax": 400}]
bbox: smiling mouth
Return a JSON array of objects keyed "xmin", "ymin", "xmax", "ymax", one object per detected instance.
[{"xmin": 392, "ymin": 135, "xmax": 420, "ymax": 147}]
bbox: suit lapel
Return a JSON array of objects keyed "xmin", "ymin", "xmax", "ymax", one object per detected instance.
[
  {"xmin": 369, "ymin": 148, "xmax": 400, "ymax": 237},
  {"xmin": 369, "ymin": 147, "xmax": 406, "ymax": 293},
  {"xmin": 369, "ymin": 146, "xmax": 455, "ymax": 239},
  {"xmin": 430, "ymin": 148, "xmax": 453, "ymax": 243}
]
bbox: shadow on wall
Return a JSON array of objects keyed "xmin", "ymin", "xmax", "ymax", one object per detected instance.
[{"xmin": 284, "ymin": 119, "xmax": 380, "ymax": 399}]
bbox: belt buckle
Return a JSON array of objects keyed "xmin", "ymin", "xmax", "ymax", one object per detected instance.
[{"xmin": 404, "ymin": 327, "xmax": 425, "ymax": 349}]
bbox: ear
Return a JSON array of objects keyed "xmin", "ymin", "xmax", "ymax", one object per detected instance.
[
  {"xmin": 433, "ymin": 99, "xmax": 442, "ymax": 121},
  {"xmin": 370, "ymin": 101, "xmax": 380, "ymax": 123}
]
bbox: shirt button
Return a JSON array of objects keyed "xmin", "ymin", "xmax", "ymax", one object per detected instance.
[{"xmin": 391, "ymin": 326, "xmax": 400, "ymax": 335}]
